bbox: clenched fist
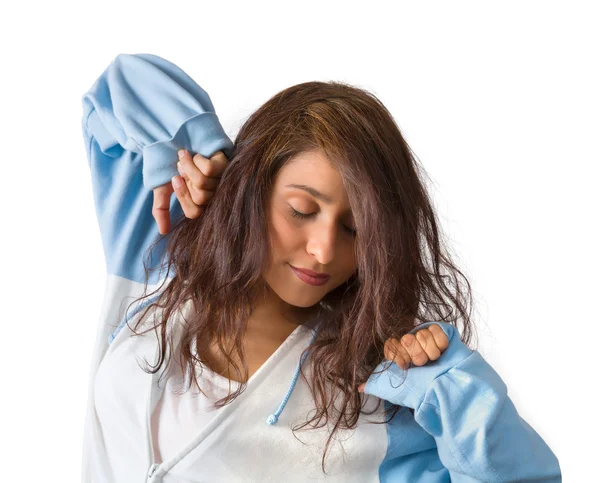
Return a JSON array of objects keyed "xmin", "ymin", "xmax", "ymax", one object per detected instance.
[{"xmin": 358, "ymin": 324, "xmax": 449, "ymax": 393}]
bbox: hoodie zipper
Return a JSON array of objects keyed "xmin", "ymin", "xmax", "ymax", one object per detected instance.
[
  {"xmin": 147, "ymin": 462, "xmax": 159, "ymax": 479},
  {"xmin": 146, "ymin": 360, "xmax": 161, "ymax": 480}
]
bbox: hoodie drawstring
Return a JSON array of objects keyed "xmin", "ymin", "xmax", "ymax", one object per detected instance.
[{"xmin": 266, "ymin": 323, "xmax": 320, "ymax": 426}]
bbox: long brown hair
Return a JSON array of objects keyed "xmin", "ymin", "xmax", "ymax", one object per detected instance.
[{"xmin": 126, "ymin": 80, "xmax": 478, "ymax": 473}]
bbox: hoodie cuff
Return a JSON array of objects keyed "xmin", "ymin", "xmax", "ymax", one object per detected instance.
[
  {"xmin": 142, "ymin": 111, "xmax": 234, "ymax": 191},
  {"xmin": 364, "ymin": 321, "xmax": 474, "ymax": 410}
]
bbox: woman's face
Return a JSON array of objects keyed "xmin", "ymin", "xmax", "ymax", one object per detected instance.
[{"xmin": 263, "ymin": 149, "xmax": 358, "ymax": 308}]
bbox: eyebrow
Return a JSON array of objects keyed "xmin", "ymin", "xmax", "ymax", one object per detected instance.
[{"xmin": 285, "ymin": 184, "xmax": 334, "ymax": 204}]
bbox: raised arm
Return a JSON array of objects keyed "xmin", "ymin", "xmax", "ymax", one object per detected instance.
[{"xmin": 80, "ymin": 52, "xmax": 233, "ymax": 284}]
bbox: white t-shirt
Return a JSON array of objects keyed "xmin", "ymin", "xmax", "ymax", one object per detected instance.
[{"xmin": 150, "ymin": 338, "xmax": 242, "ymax": 464}]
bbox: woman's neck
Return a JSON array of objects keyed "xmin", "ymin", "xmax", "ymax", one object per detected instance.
[
  {"xmin": 201, "ymin": 291, "xmax": 319, "ymax": 383},
  {"xmin": 246, "ymin": 285, "xmax": 320, "ymax": 337}
]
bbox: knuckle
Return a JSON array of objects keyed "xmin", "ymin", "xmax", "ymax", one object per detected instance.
[
  {"xmin": 440, "ymin": 335, "xmax": 450, "ymax": 350},
  {"xmin": 193, "ymin": 155, "xmax": 210, "ymax": 171},
  {"xmin": 210, "ymin": 150, "xmax": 227, "ymax": 162},
  {"xmin": 191, "ymin": 189, "xmax": 213, "ymax": 206},
  {"xmin": 401, "ymin": 334, "xmax": 415, "ymax": 350},
  {"xmin": 430, "ymin": 345, "xmax": 442, "ymax": 360},
  {"xmin": 417, "ymin": 330, "xmax": 432, "ymax": 347},
  {"xmin": 202, "ymin": 163, "xmax": 218, "ymax": 177},
  {"xmin": 192, "ymin": 154, "xmax": 209, "ymax": 173},
  {"xmin": 187, "ymin": 208, "xmax": 201, "ymax": 219},
  {"xmin": 429, "ymin": 325, "xmax": 449, "ymax": 350},
  {"xmin": 182, "ymin": 203, "xmax": 201, "ymax": 220},
  {"xmin": 190, "ymin": 192, "xmax": 204, "ymax": 206}
]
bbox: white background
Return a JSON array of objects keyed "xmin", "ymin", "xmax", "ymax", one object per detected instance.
[{"xmin": 1, "ymin": 1, "xmax": 597, "ymax": 480}]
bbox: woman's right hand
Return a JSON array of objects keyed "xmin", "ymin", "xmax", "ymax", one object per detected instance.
[{"xmin": 152, "ymin": 149, "xmax": 229, "ymax": 234}]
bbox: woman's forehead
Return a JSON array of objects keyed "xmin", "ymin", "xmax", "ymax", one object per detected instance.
[{"xmin": 276, "ymin": 151, "xmax": 342, "ymax": 188}]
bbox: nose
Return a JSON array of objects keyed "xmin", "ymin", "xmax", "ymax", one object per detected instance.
[{"xmin": 306, "ymin": 221, "xmax": 338, "ymax": 266}]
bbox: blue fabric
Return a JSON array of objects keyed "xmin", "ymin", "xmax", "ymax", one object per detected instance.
[
  {"xmin": 81, "ymin": 53, "xmax": 234, "ymax": 283},
  {"xmin": 365, "ymin": 321, "xmax": 562, "ymax": 481}
]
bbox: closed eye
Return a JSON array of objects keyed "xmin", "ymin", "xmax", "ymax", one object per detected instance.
[{"xmin": 289, "ymin": 207, "xmax": 356, "ymax": 236}]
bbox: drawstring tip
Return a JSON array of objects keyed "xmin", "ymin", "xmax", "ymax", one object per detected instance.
[{"xmin": 266, "ymin": 414, "xmax": 279, "ymax": 425}]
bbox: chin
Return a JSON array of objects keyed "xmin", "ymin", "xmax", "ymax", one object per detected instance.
[
  {"xmin": 272, "ymin": 282, "xmax": 325, "ymax": 308},
  {"xmin": 280, "ymin": 291, "xmax": 323, "ymax": 309},
  {"xmin": 294, "ymin": 299, "xmax": 323, "ymax": 309}
]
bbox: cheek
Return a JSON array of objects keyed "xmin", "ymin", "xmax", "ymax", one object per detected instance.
[{"xmin": 269, "ymin": 209, "xmax": 301, "ymax": 255}]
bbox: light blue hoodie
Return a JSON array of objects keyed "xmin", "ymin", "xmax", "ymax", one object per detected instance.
[{"xmin": 80, "ymin": 52, "xmax": 562, "ymax": 482}]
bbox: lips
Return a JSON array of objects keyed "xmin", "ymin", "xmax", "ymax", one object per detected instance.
[{"xmin": 289, "ymin": 264, "xmax": 331, "ymax": 286}]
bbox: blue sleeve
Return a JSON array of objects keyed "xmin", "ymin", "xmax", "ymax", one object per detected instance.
[
  {"xmin": 364, "ymin": 321, "xmax": 562, "ymax": 482},
  {"xmin": 80, "ymin": 53, "xmax": 234, "ymax": 284}
]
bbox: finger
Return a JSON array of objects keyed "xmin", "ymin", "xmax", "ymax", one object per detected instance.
[
  {"xmin": 171, "ymin": 175, "xmax": 204, "ymax": 219},
  {"xmin": 152, "ymin": 184, "xmax": 174, "ymax": 235},
  {"xmin": 178, "ymin": 166, "xmax": 216, "ymax": 206},
  {"xmin": 400, "ymin": 333, "xmax": 429, "ymax": 367},
  {"xmin": 415, "ymin": 329, "xmax": 442, "ymax": 362},
  {"xmin": 200, "ymin": 150, "xmax": 229, "ymax": 178},
  {"xmin": 427, "ymin": 324, "xmax": 450, "ymax": 352},
  {"xmin": 177, "ymin": 150, "xmax": 219, "ymax": 205},
  {"xmin": 383, "ymin": 338, "xmax": 411, "ymax": 370},
  {"xmin": 177, "ymin": 149, "xmax": 220, "ymax": 189}
]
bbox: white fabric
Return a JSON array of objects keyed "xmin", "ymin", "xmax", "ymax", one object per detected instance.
[
  {"xmin": 150, "ymin": 329, "xmax": 288, "ymax": 464},
  {"xmin": 87, "ymin": 275, "xmax": 388, "ymax": 482}
]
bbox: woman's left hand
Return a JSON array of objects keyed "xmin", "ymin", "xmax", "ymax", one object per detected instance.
[{"xmin": 358, "ymin": 325, "xmax": 449, "ymax": 393}]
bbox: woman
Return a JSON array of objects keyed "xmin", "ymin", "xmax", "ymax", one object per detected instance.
[{"xmin": 80, "ymin": 53, "xmax": 561, "ymax": 482}]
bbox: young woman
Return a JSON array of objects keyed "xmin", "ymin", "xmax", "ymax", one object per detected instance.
[{"xmin": 80, "ymin": 53, "xmax": 561, "ymax": 482}]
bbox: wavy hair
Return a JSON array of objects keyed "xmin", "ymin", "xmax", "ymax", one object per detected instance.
[{"xmin": 126, "ymin": 80, "xmax": 478, "ymax": 474}]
